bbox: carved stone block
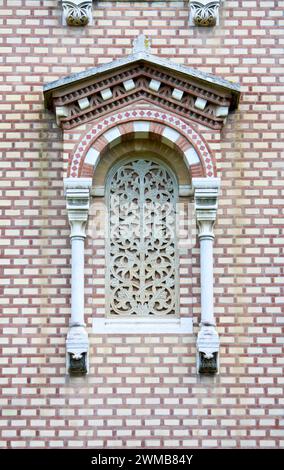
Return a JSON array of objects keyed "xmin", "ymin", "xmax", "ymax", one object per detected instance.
[
  {"xmin": 61, "ymin": 0, "xmax": 93, "ymax": 27},
  {"xmin": 198, "ymin": 351, "xmax": 218, "ymax": 374},
  {"xmin": 68, "ymin": 352, "xmax": 87, "ymax": 376},
  {"xmin": 197, "ymin": 324, "xmax": 220, "ymax": 374},
  {"xmin": 189, "ymin": 1, "xmax": 221, "ymax": 27},
  {"xmin": 66, "ymin": 325, "xmax": 89, "ymax": 376}
]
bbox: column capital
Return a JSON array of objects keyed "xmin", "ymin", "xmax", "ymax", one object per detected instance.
[
  {"xmin": 64, "ymin": 177, "xmax": 92, "ymax": 238},
  {"xmin": 192, "ymin": 177, "xmax": 220, "ymax": 239}
]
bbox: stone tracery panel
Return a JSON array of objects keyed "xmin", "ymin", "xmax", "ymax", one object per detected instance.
[{"xmin": 107, "ymin": 159, "xmax": 178, "ymax": 317}]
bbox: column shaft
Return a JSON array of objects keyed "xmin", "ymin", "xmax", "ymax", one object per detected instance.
[
  {"xmin": 200, "ymin": 236, "xmax": 215, "ymax": 325},
  {"xmin": 71, "ymin": 235, "xmax": 85, "ymax": 326}
]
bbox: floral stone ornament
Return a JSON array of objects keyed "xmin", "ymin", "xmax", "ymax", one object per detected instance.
[
  {"xmin": 189, "ymin": 0, "xmax": 221, "ymax": 27},
  {"xmin": 60, "ymin": 0, "xmax": 93, "ymax": 27}
]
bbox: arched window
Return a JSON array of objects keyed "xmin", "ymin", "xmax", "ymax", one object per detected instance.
[{"xmin": 106, "ymin": 157, "xmax": 179, "ymax": 317}]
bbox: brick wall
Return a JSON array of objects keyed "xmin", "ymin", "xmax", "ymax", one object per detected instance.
[{"xmin": 0, "ymin": 0, "xmax": 283, "ymax": 448}]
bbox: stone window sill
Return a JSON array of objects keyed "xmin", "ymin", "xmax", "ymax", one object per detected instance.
[{"xmin": 92, "ymin": 317, "xmax": 193, "ymax": 334}]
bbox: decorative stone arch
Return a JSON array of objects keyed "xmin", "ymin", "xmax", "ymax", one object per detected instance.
[
  {"xmin": 43, "ymin": 35, "xmax": 240, "ymax": 377},
  {"xmin": 68, "ymin": 109, "xmax": 216, "ymax": 179},
  {"xmin": 64, "ymin": 115, "xmax": 221, "ymax": 376}
]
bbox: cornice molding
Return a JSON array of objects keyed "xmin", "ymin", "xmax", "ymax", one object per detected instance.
[{"xmin": 43, "ymin": 37, "xmax": 240, "ymax": 131}]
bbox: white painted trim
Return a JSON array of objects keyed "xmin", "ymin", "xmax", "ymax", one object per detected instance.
[{"xmin": 92, "ymin": 317, "xmax": 193, "ymax": 334}]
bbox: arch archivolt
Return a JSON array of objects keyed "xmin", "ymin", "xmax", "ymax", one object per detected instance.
[{"xmin": 68, "ymin": 108, "xmax": 216, "ymax": 180}]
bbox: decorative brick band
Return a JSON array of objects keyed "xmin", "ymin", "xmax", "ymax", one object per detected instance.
[{"xmin": 69, "ymin": 109, "xmax": 216, "ymax": 178}]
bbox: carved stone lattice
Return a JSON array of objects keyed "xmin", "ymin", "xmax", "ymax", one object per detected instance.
[
  {"xmin": 107, "ymin": 159, "xmax": 178, "ymax": 317},
  {"xmin": 190, "ymin": 1, "xmax": 220, "ymax": 27}
]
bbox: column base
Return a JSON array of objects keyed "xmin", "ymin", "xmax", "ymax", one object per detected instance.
[
  {"xmin": 66, "ymin": 325, "xmax": 89, "ymax": 376},
  {"xmin": 196, "ymin": 324, "xmax": 219, "ymax": 374}
]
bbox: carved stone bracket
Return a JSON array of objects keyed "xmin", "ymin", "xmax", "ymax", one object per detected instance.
[
  {"xmin": 64, "ymin": 178, "xmax": 92, "ymax": 376},
  {"xmin": 189, "ymin": 0, "xmax": 221, "ymax": 27},
  {"xmin": 66, "ymin": 326, "xmax": 89, "ymax": 376},
  {"xmin": 60, "ymin": 0, "xmax": 93, "ymax": 27},
  {"xmin": 197, "ymin": 325, "xmax": 219, "ymax": 374},
  {"xmin": 192, "ymin": 178, "xmax": 220, "ymax": 374},
  {"xmin": 194, "ymin": 180, "xmax": 219, "ymax": 241},
  {"xmin": 65, "ymin": 178, "xmax": 91, "ymax": 238}
]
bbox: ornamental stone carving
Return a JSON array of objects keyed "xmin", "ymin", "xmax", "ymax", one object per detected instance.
[
  {"xmin": 107, "ymin": 159, "xmax": 178, "ymax": 317},
  {"xmin": 133, "ymin": 34, "xmax": 151, "ymax": 54},
  {"xmin": 189, "ymin": 0, "xmax": 221, "ymax": 27},
  {"xmin": 65, "ymin": 178, "xmax": 91, "ymax": 238},
  {"xmin": 60, "ymin": 0, "xmax": 93, "ymax": 27}
]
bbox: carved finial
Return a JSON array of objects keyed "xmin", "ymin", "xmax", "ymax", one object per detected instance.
[{"xmin": 133, "ymin": 34, "xmax": 151, "ymax": 54}]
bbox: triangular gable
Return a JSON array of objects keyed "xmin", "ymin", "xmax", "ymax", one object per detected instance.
[{"xmin": 44, "ymin": 40, "xmax": 240, "ymax": 130}]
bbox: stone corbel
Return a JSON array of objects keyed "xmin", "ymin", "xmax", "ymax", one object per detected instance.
[
  {"xmin": 189, "ymin": 0, "xmax": 221, "ymax": 27},
  {"xmin": 60, "ymin": 0, "xmax": 93, "ymax": 27},
  {"xmin": 64, "ymin": 178, "xmax": 92, "ymax": 376},
  {"xmin": 192, "ymin": 178, "xmax": 220, "ymax": 374}
]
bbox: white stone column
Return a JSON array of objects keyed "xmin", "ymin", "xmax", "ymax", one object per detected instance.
[
  {"xmin": 64, "ymin": 177, "xmax": 92, "ymax": 376},
  {"xmin": 192, "ymin": 177, "xmax": 220, "ymax": 374}
]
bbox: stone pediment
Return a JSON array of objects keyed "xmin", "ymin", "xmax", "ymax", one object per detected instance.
[{"xmin": 43, "ymin": 41, "xmax": 240, "ymax": 131}]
